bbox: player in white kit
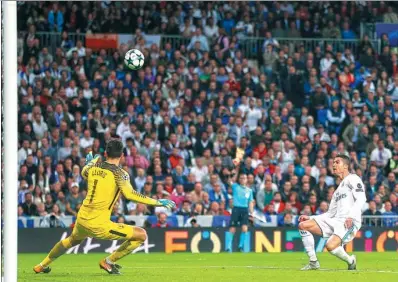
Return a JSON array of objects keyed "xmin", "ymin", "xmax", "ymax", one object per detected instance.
[{"xmin": 298, "ymin": 154, "xmax": 366, "ymax": 270}]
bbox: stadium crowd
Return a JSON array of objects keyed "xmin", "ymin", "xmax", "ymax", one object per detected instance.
[{"xmin": 16, "ymin": 1, "xmax": 398, "ymax": 228}]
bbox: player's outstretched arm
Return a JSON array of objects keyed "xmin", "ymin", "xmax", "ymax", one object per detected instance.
[{"xmin": 117, "ymin": 171, "xmax": 176, "ymax": 208}]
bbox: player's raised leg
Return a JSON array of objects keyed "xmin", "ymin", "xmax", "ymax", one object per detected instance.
[
  {"xmin": 298, "ymin": 216, "xmax": 322, "ymax": 270},
  {"xmin": 34, "ymin": 220, "xmax": 87, "ymax": 274},
  {"xmin": 326, "ymin": 235, "xmax": 356, "ymax": 270},
  {"xmin": 100, "ymin": 225, "xmax": 147, "ymax": 275},
  {"xmin": 33, "ymin": 235, "xmax": 84, "ymax": 274}
]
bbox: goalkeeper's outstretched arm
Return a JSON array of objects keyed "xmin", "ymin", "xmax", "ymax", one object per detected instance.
[{"xmin": 117, "ymin": 171, "xmax": 160, "ymax": 206}]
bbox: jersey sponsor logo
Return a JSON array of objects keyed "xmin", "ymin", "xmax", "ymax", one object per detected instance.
[
  {"xmin": 356, "ymin": 183, "xmax": 364, "ymax": 192},
  {"xmin": 335, "ymin": 193, "xmax": 347, "ymax": 202}
]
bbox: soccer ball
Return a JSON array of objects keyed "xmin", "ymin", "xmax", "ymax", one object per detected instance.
[{"xmin": 124, "ymin": 49, "xmax": 145, "ymax": 70}]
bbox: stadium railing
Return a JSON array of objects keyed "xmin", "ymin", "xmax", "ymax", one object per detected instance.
[
  {"xmin": 19, "ymin": 32, "xmax": 380, "ymax": 59},
  {"xmin": 160, "ymin": 35, "xmax": 381, "ymax": 58},
  {"xmin": 20, "ymin": 31, "xmax": 86, "ymax": 55},
  {"xmin": 18, "ymin": 215, "xmax": 398, "ymax": 228},
  {"xmin": 360, "ymin": 22, "xmax": 377, "ymax": 40},
  {"xmin": 362, "ymin": 215, "xmax": 398, "ymax": 227}
]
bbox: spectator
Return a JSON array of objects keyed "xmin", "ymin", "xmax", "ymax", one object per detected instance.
[
  {"xmin": 300, "ymin": 204, "xmax": 312, "ymax": 216},
  {"xmin": 18, "ymin": 140, "xmax": 32, "ymax": 165},
  {"xmin": 65, "ymin": 183, "xmax": 83, "ymax": 216},
  {"xmin": 256, "ymin": 179, "xmax": 274, "ymax": 211},
  {"xmin": 222, "ymin": 11, "xmax": 235, "ymax": 36},
  {"xmin": 281, "ymin": 213, "xmax": 294, "ymax": 227},
  {"xmin": 383, "ymin": 6, "xmax": 398, "ymax": 23},
  {"xmin": 190, "ymin": 182, "xmax": 204, "ymax": 204},
  {"xmin": 268, "ymin": 192, "xmax": 285, "ymax": 214},
  {"xmin": 316, "ymin": 201, "xmax": 329, "ymax": 215},
  {"xmin": 382, "ymin": 201, "xmax": 397, "ymax": 227},
  {"xmin": 390, "ymin": 194, "xmax": 398, "ymax": 213},
  {"xmin": 280, "ymin": 181, "xmax": 292, "ymax": 203},
  {"xmin": 341, "ymin": 22, "xmax": 356, "ymax": 39},
  {"xmin": 19, "ymin": 165, "xmax": 33, "ymax": 189},
  {"xmin": 235, "ymin": 15, "xmax": 254, "ymax": 39},
  {"xmin": 322, "ymin": 21, "xmax": 341, "ymax": 38},
  {"xmin": 37, "ymin": 203, "xmax": 48, "ymax": 217},
  {"xmin": 387, "ymin": 75, "xmax": 398, "ymax": 102},
  {"xmin": 342, "ymin": 116, "xmax": 363, "ymax": 149},
  {"xmin": 44, "ymin": 193, "xmax": 54, "ymax": 213},
  {"xmin": 55, "ymin": 191, "xmax": 67, "ymax": 215},
  {"xmin": 262, "ymin": 44, "xmax": 278, "ymax": 78},
  {"xmin": 134, "ymin": 168, "xmax": 146, "ymax": 193},
  {"xmin": 363, "ymin": 200, "xmax": 382, "ymax": 226},
  {"xmin": 190, "ymin": 158, "xmax": 208, "ymax": 183},
  {"xmin": 262, "ymin": 31, "xmax": 279, "ymax": 50},
  {"xmin": 177, "ymin": 200, "xmax": 192, "ymax": 216},
  {"xmin": 38, "ymin": 48, "xmax": 54, "ymax": 67},
  {"xmin": 327, "ymin": 100, "xmax": 346, "ymax": 135},
  {"xmin": 209, "ymin": 183, "xmax": 227, "ymax": 205},
  {"xmin": 152, "ymin": 212, "xmax": 171, "ymax": 228},
  {"xmin": 21, "ymin": 193, "xmax": 38, "ymax": 216},
  {"xmin": 370, "ymin": 140, "xmax": 392, "ymax": 169},
  {"xmin": 171, "ymin": 184, "xmax": 186, "ymax": 208},
  {"xmin": 187, "ymin": 28, "xmax": 209, "ymax": 52}
]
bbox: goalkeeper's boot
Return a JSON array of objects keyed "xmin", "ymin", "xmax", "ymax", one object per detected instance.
[
  {"xmin": 300, "ymin": 261, "xmax": 320, "ymax": 271},
  {"xmin": 99, "ymin": 259, "xmax": 121, "ymax": 275},
  {"xmin": 348, "ymin": 255, "xmax": 357, "ymax": 270},
  {"xmin": 33, "ymin": 264, "xmax": 51, "ymax": 274}
]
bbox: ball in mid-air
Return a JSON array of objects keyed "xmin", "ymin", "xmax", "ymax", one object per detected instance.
[{"xmin": 124, "ymin": 49, "xmax": 145, "ymax": 70}]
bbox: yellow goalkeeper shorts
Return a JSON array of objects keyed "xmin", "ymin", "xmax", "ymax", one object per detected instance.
[{"xmin": 71, "ymin": 219, "xmax": 135, "ymax": 241}]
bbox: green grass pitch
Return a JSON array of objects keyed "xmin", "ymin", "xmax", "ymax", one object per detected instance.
[{"xmin": 19, "ymin": 252, "xmax": 398, "ymax": 282}]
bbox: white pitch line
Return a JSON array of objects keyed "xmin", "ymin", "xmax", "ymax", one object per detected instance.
[
  {"xmin": 18, "ymin": 265, "xmax": 398, "ymax": 274},
  {"xmin": 124, "ymin": 266, "xmax": 398, "ymax": 274}
]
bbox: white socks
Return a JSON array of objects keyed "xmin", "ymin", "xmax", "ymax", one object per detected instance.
[
  {"xmin": 330, "ymin": 246, "xmax": 353, "ymax": 264},
  {"xmin": 299, "ymin": 230, "xmax": 318, "ymax": 262}
]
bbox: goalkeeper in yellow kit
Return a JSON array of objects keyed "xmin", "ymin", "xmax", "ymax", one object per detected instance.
[{"xmin": 33, "ymin": 139, "xmax": 176, "ymax": 275}]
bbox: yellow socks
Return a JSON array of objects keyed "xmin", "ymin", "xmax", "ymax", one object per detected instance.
[
  {"xmin": 40, "ymin": 238, "xmax": 73, "ymax": 267},
  {"xmin": 107, "ymin": 240, "xmax": 142, "ymax": 263},
  {"xmin": 40, "ymin": 237, "xmax": 142, "ymax": 267}
]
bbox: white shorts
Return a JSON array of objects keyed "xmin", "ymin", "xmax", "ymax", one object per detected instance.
[{"xmin": 313, "ymin": 216, "xmax": 359, "ymax": 245}]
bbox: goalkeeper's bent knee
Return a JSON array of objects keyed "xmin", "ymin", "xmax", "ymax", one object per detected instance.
[
  {"xmin": 61, "ymin": 237, "xmax": 83, "ymax": 249},
  {"xmin": 132, "ymin": 227, "xmax": 147, "ymax": 242}
]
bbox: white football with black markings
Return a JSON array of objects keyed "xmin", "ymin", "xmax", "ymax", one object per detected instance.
[{"xmin": 124, "ymin": 49, "xmax": 145, "ymax": 70}]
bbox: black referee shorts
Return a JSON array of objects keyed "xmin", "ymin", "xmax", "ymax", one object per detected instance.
[{"xmin": 229, "ymin": 207, "xmax": 249, "ymax": 227}]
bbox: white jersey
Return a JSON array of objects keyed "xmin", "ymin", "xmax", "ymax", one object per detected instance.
[{"xmin": 318, "ymin": 174, "xmax": 366, "ymax": 228}]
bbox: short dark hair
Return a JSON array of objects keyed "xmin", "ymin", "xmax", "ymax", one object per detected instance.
[
  {"xmin": 106, "ymin": 139, "xmax": 124, "ymax": 159},
  {"xmin": 335, "ymin": 153, "xmax": 350, "ymax": 166}
]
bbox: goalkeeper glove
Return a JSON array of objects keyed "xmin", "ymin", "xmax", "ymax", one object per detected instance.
[
  {"xmin": 158, "ymin": 199, "xmax": 176, "ymax": 209},
  {"xmin": 85, "ymin": 152, "xmax": 101, "ymax": 165}
]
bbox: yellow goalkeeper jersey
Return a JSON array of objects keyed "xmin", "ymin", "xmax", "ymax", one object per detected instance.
[{"xmin": 78, "ymin": 158, "xmax": 158, "ymax": 223}]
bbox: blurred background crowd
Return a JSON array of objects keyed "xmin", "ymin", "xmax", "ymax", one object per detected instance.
[{"xmin": 16, "ymin": 1, "xmax": 398, "ymax": 228}]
